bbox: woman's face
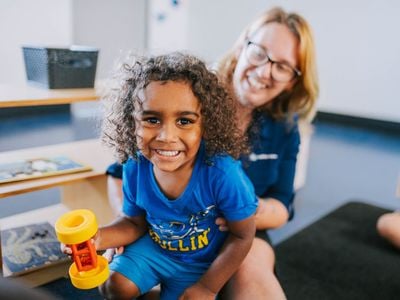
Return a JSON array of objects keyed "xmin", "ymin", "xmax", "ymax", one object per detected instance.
[{"xmin": 233, "ymin": 22, "xmax": 300, "ymax": 109}]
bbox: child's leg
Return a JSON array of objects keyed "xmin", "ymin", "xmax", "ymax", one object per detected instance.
[
  {"xmin": 99, "ymin": 271, "xmax": 141, "ymax": 299},
  {"xmin": 100, "ymin": 235, "xmax": 162, "ymax": 299}
]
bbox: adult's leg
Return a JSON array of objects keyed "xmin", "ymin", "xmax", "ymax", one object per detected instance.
[
  {"xmin": 377, "ymin": 212, "xmax": 400, "ymax": 248},
  {"xmin": 220, "ymin": 237, "xmax": 286, "ymax": 300}
]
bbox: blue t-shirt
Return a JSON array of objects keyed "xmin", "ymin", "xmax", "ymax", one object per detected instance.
[
  {"xmin": 122, "ymin": 145, "xmax": 257, "ymax": 264},
  {"xmin": 107, "ymin": 114, "xmax": 300, "ymax": 219}
]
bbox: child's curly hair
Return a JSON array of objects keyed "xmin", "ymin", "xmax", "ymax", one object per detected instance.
[{"xmin": 102, "ymin": 52, "xmax": 247, "ymax": 163}]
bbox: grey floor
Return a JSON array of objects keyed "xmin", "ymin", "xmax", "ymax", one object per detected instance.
[{"xmin": 1, "ymin": 105, "xmax": 400, "ymax": 246}]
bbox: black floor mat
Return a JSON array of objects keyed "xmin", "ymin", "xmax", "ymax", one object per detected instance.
[
  {"xmin": 39, "ymin": 277, "xmax": 102, "ymax": 300},
  {"xmin": 275, "ymin": 201, "xmax": 400, "ymax": 300}
]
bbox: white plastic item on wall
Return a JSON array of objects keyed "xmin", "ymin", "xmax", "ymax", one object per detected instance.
[{"xmin": 148, "ymin": 0, "xmax": 189, "ymax": 54}]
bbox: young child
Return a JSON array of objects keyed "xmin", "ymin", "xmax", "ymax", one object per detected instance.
[{"xmin": 98, "ymin": 52, "xmax": 257, "ymax": 299}]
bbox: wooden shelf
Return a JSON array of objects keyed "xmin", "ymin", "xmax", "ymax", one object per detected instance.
[
  {"xmin": 0, "ymin": 84, "xmax": 117, "ymax": 288},
  {"xmin": 0, "ymin": 139, "xmax": 113, "ymax": 198},
  {"xmin": 0, "ymin": 83, "xmax": 100, "ymax": 108},
  {"xmin": 0, "ymin": 140, "xmax": 116, "ymax": 286}
]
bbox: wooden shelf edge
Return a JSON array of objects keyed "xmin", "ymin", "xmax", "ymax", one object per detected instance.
[
  {"xmin": 1, "ymin": 261, "xmax": 69, "ymax": 288},
  {"xmin": 0, "ymin": 172, "xmax": 105, "ymax": 199}
]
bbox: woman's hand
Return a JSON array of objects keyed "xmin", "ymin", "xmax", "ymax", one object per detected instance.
[
  {"xmin": 60, "ymin": 243, "xmax": 72, "ymax": 256},
  {"xmin": 215, "ymin": 217, "xmax": 228, "ymax": 232},
  {"xmin": 179, "ymin": 282, "xmax": 216, "ymax": 300},
  {"xmin": 59, "ymin": 234, "xmax": 98, "ymax": 258},
  {"xmin": 102, "ymin": 246, "xmax": 125, "ymax": 262}
]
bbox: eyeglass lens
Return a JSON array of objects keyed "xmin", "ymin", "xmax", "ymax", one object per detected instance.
[{"xmin": 245, "ymin": 42, "xmax": 297, "ymax": 82}]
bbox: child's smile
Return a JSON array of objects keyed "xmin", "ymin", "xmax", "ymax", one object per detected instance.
[{"xmin": 135, "ymin": 81, "xmax": 203, "ymax": 177}]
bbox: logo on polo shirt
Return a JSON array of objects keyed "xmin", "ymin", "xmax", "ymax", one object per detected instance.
[{"xmin": 249, "ymin": 153, "xmax": 278, "ymax": 162}]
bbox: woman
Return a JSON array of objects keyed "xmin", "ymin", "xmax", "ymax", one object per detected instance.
[{"xmin": 106, "ymin": 7, "xmax": 319, "ymax": 299}]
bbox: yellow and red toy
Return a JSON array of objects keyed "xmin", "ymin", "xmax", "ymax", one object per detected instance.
[{"xmin": 55, "ymin": 209, "xmax": 109, "ymax": 289}]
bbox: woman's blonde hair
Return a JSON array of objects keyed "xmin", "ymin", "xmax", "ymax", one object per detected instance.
[{"xmin": 217, "ymin": 7, "xmax": 319, "ymax": 121}]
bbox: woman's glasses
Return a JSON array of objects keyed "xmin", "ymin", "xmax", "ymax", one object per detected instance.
[{"xmin": 245, "ymin": 40, "xmax": 301, "ymax": 82}]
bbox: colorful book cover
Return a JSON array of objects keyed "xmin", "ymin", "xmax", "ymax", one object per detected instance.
[
  {"xmin": 1, "ymin": 222, "xmax": 68, "ymax": 276},
  {"xmin": 0, "ymin": 156, "xmax": 92, "ymax": 184}
]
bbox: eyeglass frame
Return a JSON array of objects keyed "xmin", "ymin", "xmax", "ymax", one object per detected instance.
[{"xmin": 244, "ymin": 40, "xmax": 302, "ymax": 82}]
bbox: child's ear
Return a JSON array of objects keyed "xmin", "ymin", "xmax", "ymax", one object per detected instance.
[{"xmin": 201, "ymin": 127, "xmax": 207, "ymax": 140}]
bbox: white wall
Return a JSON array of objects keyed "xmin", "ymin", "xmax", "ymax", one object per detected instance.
[
  {"xmin": 184, "ymin": 0, "xmax": 400, "ymax": 123},
  {"xmin": 0, "ymin": 0, "xmax": 73, "ymax": 84},
  {"xmin": 71, "ymin": 0, "xmax": 146, "ymax": 79},
  {"xmin": 1, "ymin": 1, "xmax": 399, "ymax": 123},
  {"xmin": 148, "ymin": 0, "xmax": 189, "ymax": 53}
]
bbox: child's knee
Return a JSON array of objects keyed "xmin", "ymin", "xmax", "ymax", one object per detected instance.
[{"xmin": 99, "ymin": 271, "xmax": 140, "ymax": 300}]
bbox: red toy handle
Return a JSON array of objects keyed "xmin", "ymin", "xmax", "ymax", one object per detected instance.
[{"xmin": 70, "ymin": 240, "xmax": 98, "ymax": 272}]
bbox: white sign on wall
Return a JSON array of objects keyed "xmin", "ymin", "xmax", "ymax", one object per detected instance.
[{"xmin": 148, "ymin": 0, "xmax": 188, "ymax": 54}]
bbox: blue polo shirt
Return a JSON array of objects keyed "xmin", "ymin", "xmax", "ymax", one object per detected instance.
[{"xmin": 241, "ymin": 114, "xmax": 300, "ymax": 219}]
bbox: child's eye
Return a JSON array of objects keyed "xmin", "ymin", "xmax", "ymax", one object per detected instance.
[
  {"xmin": 177, "ymin": 118, "xmax": 193, "ymax": 126},
  {"xmin": 143, "ymin": 117, "xmax": 160, "ymax": 125}
]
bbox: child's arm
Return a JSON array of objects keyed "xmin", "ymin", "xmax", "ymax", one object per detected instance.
[
  {"xmin": 94, "ymin": 215, "xmax": 147, "ymax": 251},
  {"xmin": 181, "ymin": 215, "xmax": 256, "ymax": 298}
]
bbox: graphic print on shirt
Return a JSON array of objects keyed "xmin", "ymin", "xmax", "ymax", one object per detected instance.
[
  {"xmin": 248, "ymin": 152, "xmax": 278, "ymax": 161},
  {"xmin": 149, "ymin": 205, "xmax": 216, "ymax": 252}
]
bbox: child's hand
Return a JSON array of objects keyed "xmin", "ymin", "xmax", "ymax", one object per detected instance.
[
  {"xmin": 60, "ymin": 243, "xmax": 72, "ymax": 257},
  {"xmin": 179, "ymin": 282, "xmax": 216, "ymax": 300},
  {"xmin": 215, "ymin": 217, "xmax": 228, "ymax": 232},
  {"xmin": 102, "ymin": 246, "xmax": 124, "ymax": 262}
]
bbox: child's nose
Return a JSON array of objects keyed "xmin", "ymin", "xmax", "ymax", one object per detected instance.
[{"xmin": 157, "ymin": 124, "xmax": 177, "ymax": 141}]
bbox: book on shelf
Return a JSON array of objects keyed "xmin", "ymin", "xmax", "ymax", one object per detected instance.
[
  {"xmin": 1, "ymin": 222, "xmax": 69, "ymax": 276},
  {"xmin": 0, "ymin": 156, "xmax": 92, "ymax": 184}
]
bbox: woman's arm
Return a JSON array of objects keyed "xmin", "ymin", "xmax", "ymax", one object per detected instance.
[
  {"xmin": 181, "ymin": 215, "xmax": 256, "ymax": 298},
  {"xmin": 255, "ymin": 197, "xmax": 289, "ymax": 229},
  {"xmin": 95, "ymin": 215, "xmax": 147, "ymax": 251},
  {"xmin": 215, "ymin": 198, "xmax": 288, "ymax": 231}
]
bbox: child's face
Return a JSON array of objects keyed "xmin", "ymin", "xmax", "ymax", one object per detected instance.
[{"xmin": 135, "ymin": 81, "xmax": 203, "ymax": 174}]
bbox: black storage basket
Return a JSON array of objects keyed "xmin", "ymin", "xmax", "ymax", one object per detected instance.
[{"xmin": 22, "ymin": 46, "xmax": 98, "ymax": 89}]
